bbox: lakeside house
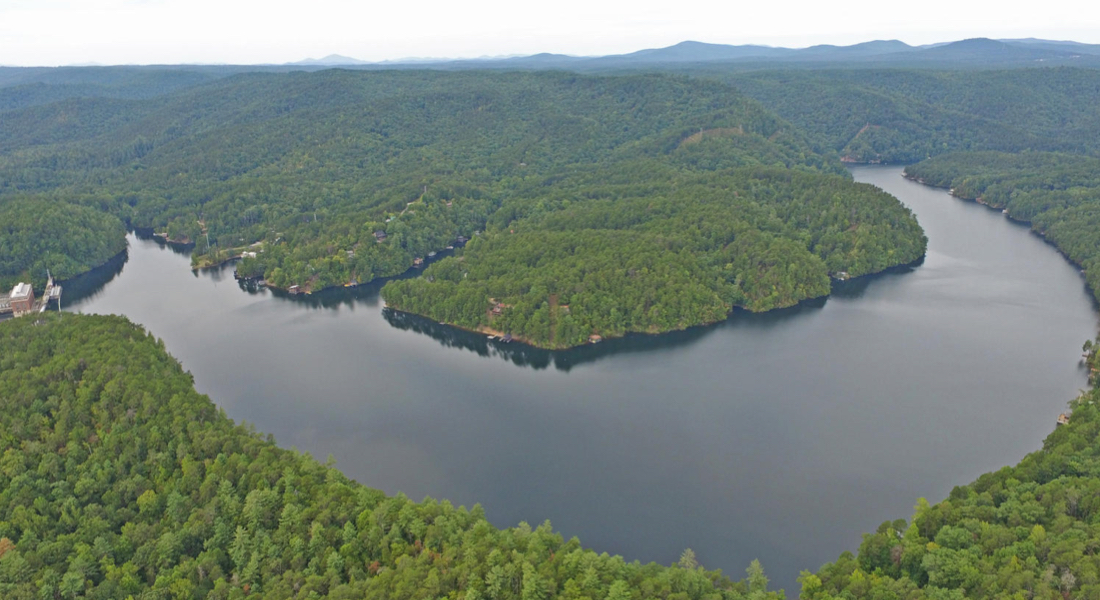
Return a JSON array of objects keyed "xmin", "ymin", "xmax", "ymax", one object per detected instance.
[
  {"xmin": 1057, "ymin": 413, "xmax": 1071, "ymax": 426},
  {"xmin": 413, "ymin": 257, "xmax": 424, "ymax": 267}
]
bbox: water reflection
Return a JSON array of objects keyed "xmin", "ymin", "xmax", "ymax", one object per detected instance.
[
  {"xmin": 829, "ymin": 258, "xmax": 924, "ymax": 300},
  {"xmin": 118, "ymin": 224, "xmax": 923, "ymax": 371},
  {"xmin": 133, "ymin": 227, "xmax": 194, "ymax": 256},
  {"xmin": 60, "ymin": 249, "xmax": 129, "ymax": 306},
  {"xmin": 382, "ymin": 300, "xmax": 834, "ymax": 371}
]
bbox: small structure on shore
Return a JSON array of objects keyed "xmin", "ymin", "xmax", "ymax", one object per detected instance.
[
  {"xmin": 9, "ymin": 282, "xmax": 35, "ymax": 316},
  {"xmin": 501, "ymin": 333, "xmax": 513, "ymax": 343},
  {"xmin": 2, "ymin": 275, "xmax": 62, "ymax": 318},
  {"xmin": 589, "ymin": 334, "xmax": 603, "ymax": 344},
  {"xmin": 413, "ymin": 257, "xmax": 425, "ymax": 268},
  {"xmin": 288, "ymin": 285, "xmax": 301, "ymax": 294},
  {"xmin": 1057, "ymin": 413, "xmax": 1071, "ymax": 426}
]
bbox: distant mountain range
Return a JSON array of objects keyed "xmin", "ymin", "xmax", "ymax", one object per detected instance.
[
  {"xmin": 289, "ymin": 54, "xmax": 371, "ymax": 66},
  {"xmin": 291, "ymin": 37, "xmax": 1100, "ymax": 69}
]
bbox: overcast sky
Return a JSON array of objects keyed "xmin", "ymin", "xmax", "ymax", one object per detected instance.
[{"xmin": 3, "ymin": 0, "xmax": 1099, "ymax": 66}]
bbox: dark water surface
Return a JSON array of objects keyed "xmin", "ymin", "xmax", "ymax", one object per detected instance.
[{"xmin": 63, "ymin": 166, "xmax": 1098, "ymax": 593}]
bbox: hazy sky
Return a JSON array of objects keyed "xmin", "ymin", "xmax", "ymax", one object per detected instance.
[{"xmin": 3, "ymin": 0, "xmax": 1099, "ymax": 66}]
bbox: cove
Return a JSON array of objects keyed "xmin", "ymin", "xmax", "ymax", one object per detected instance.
[{"xmin": 60, "ymin": 166, "xmax": 1098, "ymax": 593}]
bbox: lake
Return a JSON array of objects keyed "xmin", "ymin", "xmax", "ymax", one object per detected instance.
[{"xmin": 62, "ymin": 166, "xmax": 1099, "ymax": 594}]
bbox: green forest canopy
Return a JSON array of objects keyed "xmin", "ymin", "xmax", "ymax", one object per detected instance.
[
  {"xmin": 380, "ymin": 164, "xmax": 925, "ymax": 348},
  {"xmin": 5, "ymin": 65, "xmax": 1099, "ymax": 301},
  {"xmin": 0, "ymin": 70, "xmax": 841, "ymax": 289},
  {"xmin": 0, "ymin": 199, "xmax": 127, "ymax": 291},
  {"xmin": 905, "ymin": 151, "xmax": 1100, "ymax": 300},
  {"xmin": 0, "ymin": 313, "xmax": 781, "ymax": 600},
  {"xmin": 719, "ymin": 68, "xmax": 1100, "ymax": 164}
]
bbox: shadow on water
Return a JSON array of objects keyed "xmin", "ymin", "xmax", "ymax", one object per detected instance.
[
  {"xmin": 242, "ymin": 264, "xmax": 422, "ymax": 310},
  {"xmin": 373, "ymin": 258, "xmax": 930, "ymax": 371},
  {"xmin": 133, "ymin": 227, "xmax": 195, "ymax": 257},
  {"xmin": 58, "ymin": 249, "xmax": 129, "ymax": 306},
  {"xmin": 829, "ymin": 257, "xmax": 925, "ymax": 300},
  {"xmin": 382, "ymin": 296, "xmax": 831, "ymax": 372},
  {"xmin": 65, "ymin": 228, "xmax": 928, "ymax": 373},
  {"xmin": 64, "ymin": 228, "xmax": 190, "ymax": 307},
  {"xmin": 189, "ymin": 242, "xmax": 921, "ymax": 372}
]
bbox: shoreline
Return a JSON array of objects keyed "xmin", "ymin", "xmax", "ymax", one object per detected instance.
[
  {"xmin": 385, "ymin": 256, "xmax": 925, "ymax": 351},
  {"xmin": 244, "ymin": 245, "xmax": 459, "ymax": 295},
  {"xmin": 901, "ymin": 169, "xmax": 1099, "ymax": 308}
]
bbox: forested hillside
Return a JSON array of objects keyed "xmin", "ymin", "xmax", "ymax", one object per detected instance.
[
  {"xmin": 381, "ymin": 164, "xmax": 925, "ymax": 348},
  {"xmin": 0, "ymin": 67, "xmax": 224, "ymax": 112},
  {"xmin": 0, "ymin": 70, "xmax": 846, "ymax": 287},
  {"xmin": 0, "ymin": 199, "xmax": 127, "ymax": 290},
  {"xmin": 722, "ymin": 68, "xmax": 1100, "ymax": 163},
  {"xmin": 0, "ymin": 69, "xmax": 932, "ymax": 346},
  {"xmin": 905, "ymin": 151, "xmax": 1100, "ymax": 299},
  {"xmin": 0, "ymin": 313, "xmax": 781, "ymax": 600}
]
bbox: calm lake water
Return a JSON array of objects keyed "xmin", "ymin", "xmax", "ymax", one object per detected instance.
[{"xmin": 62, "ymin": 166, "xmax": 1098, "ymax": 594}]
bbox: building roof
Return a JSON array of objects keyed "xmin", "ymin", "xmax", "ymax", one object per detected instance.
[{"xmin": 10, "ymin": 282, "xmax": 31, "ymax": 300}]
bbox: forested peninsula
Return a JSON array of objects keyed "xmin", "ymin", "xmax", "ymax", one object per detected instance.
[
  {"xmin": 0, "ymin": 199, "xmax": 127, "ymax": 291},
  {"xmin": 380, "ymin": 166, "xmax": 925, "ymax": 348}
]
